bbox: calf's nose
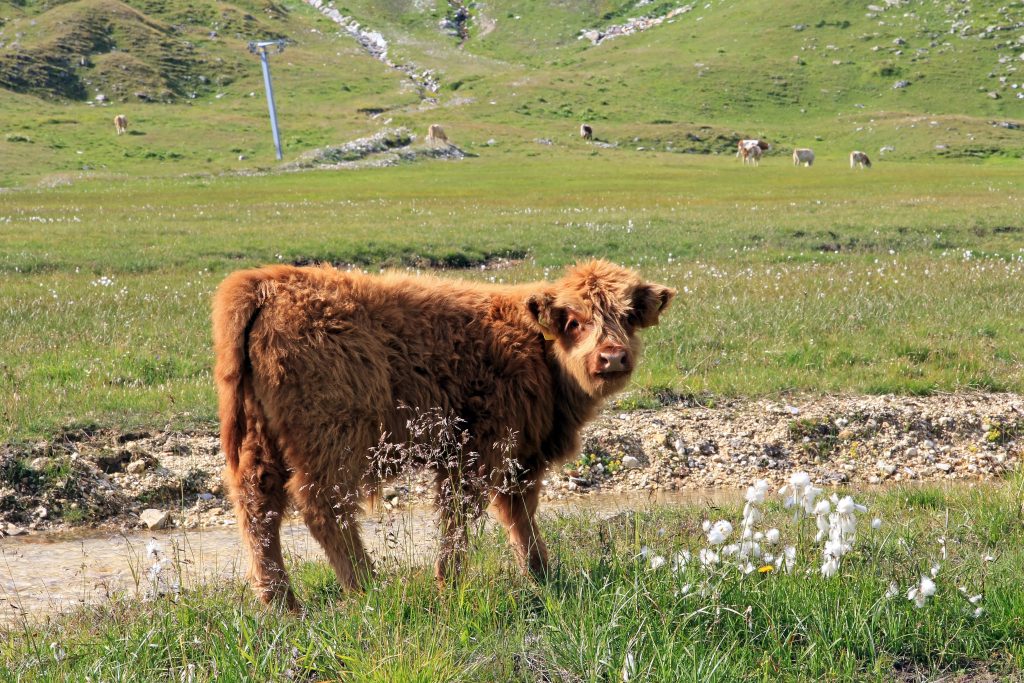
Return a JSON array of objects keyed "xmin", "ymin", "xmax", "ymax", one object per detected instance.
[{"xmin": 598, "ymin": 347, "xmax": 628, "ymax": 372}]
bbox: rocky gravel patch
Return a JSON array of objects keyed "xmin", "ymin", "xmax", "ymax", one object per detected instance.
[
  {"xmin": 556, "ymin": 393, "xmax": 1022, "ymax": 497},
  {"xmin": 1, "ymin": 394, "xmax": 1019, "ymax": 536}
]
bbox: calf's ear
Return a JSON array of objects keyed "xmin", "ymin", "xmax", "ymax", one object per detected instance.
[
  {"xmin": 632, "ymin": 283, "xmax": 676, "ymax": 328},
  {"xmin": 526, "ymin": 292, "xmax": 558, "ymax": 340}
]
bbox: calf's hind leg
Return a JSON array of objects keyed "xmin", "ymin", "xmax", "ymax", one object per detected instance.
[{"xmin": 230, "ymin": 429, "xmax": 297, "ymax": 610}]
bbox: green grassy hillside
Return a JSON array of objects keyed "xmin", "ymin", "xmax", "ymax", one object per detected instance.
[{"xmin": 0, "ymin": 0, "xmax": 1021, "ymax": 186}]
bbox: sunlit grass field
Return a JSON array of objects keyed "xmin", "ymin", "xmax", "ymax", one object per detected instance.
[
  {"xmin": 2, "ymin": 151, "xmax": 1023, "ymax": 440},
  {"xmin": 3, "ymin": 475, "xmax": 1022, "ymax": 681}
]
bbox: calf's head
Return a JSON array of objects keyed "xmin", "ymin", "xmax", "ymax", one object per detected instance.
[{"xmin": 527, "ymin": 260, "xmax": 675, "ymax": 398}]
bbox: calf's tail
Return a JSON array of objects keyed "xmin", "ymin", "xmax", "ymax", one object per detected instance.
[{"xmin": 212, "ymin": 269, "xmax": 272, "ymax": 473}]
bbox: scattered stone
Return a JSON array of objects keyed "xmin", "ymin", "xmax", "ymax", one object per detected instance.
[
  {"xmin": 579, "ymin": 5, "xmax": 695, "ymax": 45},
  {"xmin": 894, "ymin": 80, "xmax": 911, "ymax": 88},
  {"xmin": 126, "ymin": 459, "xmax": 148, "ymax": 475},
  {"xmin": 622, "ymin": 455, "xmax": 642, "ymax": 470},
  {"xmin": 28, "ymin": 457, "xmax": 48, "ymax": 471},
  {"xmin": 6, "ymin": 524, "xmax": 27, "ymax": 537},
  {"xmin": 140, "ymin": 509, "xmax": 172, "ymax": 530},
  {"xmin": 33, "ymin": 506, "xmax": 48, "ymax": 519}
]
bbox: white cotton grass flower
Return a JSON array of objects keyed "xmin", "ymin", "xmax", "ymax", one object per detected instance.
[
  {"xmin": 707, "ymin": 520, "xmax": 733, "ymax": 546},
  {"xmin": 871, "ymin": 517, "xmax": 882, "ymax": 530},
  {"xmin": 885, "ymin": 580, "xmax": 899, "ymax": 599},
  {"xmin": 146, "ymin": 540, "xmax": 162, "ymax": 561},
  {"xmin": 765, "ymin": 528, "xmax": 780, "ymax": 544},
  {"xmin": 649, "ymin": 555, "xmax": 667, "ymax": 571},
  {"xmin": 908, "ymin": 576, "xmax": 937, "ymax": 608},
  {"xmin": 968, "ymin": 594, "xmax": 983, "ymax": 605},
  {"xmin": 814, "ymin": 500, "xmax": 832, "ymax": 542},
  {"xmin": 781, "ymin": 471, "xmax": 825, "ymax": 517},
  {"xmin": 672, "ymin": 550, "xmax": 691, "ymax": 573},
  {"xmin": 699, "ymin": 548, "xmax": 720, "ymax": 567},
  {"xmin": 973, "ymin": 607, "xmax": 985, "ymax": 618},
  {"xmin": 768, "ymin": 541, "xmax": 793, "ymax": 575},
  {"xmin": 821, "ymin": 556, "xmax": 840, "ymax": 578},
  {"xmin": 745, "ymin": 479, "xmax": 770, "ymax": 505},
  {"xmin": 780, "ymin": 471, "xmax": 810, "ymax": 508},
  {"xmin": 930, "ymin": 562, "xmax": 941, "ymax": 578}
]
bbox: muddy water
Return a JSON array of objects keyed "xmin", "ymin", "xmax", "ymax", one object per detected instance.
[{"xmin": 0, "ymin": 489, "xmax": 738, "ymax": 625}]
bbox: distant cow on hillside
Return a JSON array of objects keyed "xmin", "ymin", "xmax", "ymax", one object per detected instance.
[
  {"xmin": 580, "ymin": 123, "xmax": 594, "ymax": 140},
  {"xmin": 792, "ymin": 148, "xmax": 815, "ymax": 167},
  {"xmin": 849, "ymin": 150, "xmax": 872, "ymax": 169},
  {"xmin": 741, "ymin": 143, "xmax": 763, "ymax": 166},
  {"xmin": 426, "ymin": 124, "xmax": 448, "ymax": 145},
  {"xmin": 114, "ymin": 115, "xmax": 128, "ymax": 135},
  {"xmin": 736, "ymin": 139, "xmax": 769, "ymax": 158},
  {"xmin": 212, "ymin": 260, "xmax": 674, "ymax": 609}
]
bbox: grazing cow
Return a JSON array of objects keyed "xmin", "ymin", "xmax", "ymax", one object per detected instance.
[
  {"xmin": 114, "ymin": 114, "xmax": 128, "ymax": 135},
  {"xmin": 741, "ymin": 143, "xmax": 762, "ymax": 166},
  {"xmin": 792, "ymin": 148, "xmax": 815, "ymax": 167},
  {"xmin": 580, "ymin": 123, "xmax": 594, "ymax": 140},
  {"xmin": 213, "ymin": 260, "xmax": 674, "ymax": 608},
  {"xmin": 849, "ymin": 150, "xmax": 872, "ymax": 169},
  {"xmin": 736, "ymin": 139, "xmax": 770, "ymax": 158},
  {"xmin": 426, "ymin": 124, "xmax": 448, "ymax": 145}
]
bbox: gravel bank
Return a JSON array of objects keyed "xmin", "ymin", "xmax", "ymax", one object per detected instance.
[{"xmin": 1, "ymin": 393, "xmax": 1019, "ymax": 536}]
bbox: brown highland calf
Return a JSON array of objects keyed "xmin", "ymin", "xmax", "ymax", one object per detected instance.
[{"xmin": 212, "ymin": 260, "xmax": 674, "ymax": 608}]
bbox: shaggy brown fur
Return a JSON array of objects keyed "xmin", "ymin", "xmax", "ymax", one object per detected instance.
[
  {"xmin": 114, "ymin": 114, "xmax": 128, "ymax": 135},
  {"xmin": 212, "ymin": 260, "xmax": 674, "ymax": 608}
]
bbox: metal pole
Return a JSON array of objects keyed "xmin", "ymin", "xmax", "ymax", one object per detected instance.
[
  {"xmin": 258, "ymin": 47, "xmax": 283, "ymax": 160},
  {"xmin": 250, "ymin": 39, "xmax": 287, "ymax": 160}
]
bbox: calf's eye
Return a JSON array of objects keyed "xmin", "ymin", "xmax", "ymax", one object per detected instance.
[{"xmin": 565, "ymin": 318, "xmax": 580, "ymax": 335}]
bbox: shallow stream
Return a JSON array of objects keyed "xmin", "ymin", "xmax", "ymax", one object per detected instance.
[{"xmin": 0, "ymin": 489, "xmax": 737, "ymax": 625}]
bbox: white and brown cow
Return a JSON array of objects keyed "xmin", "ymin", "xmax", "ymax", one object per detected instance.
[
  {"xmin": 849, "ymin": 151, "xmax": 872, "ymax": 169},
  {"xmin": 580, "ymin": 123, "xmax": 594, "ymax": 141},
  {"xmin": 114, "ymin": 114, "xmax": 128, "ymax": 135},
  {"xmin": 741, "ymin": 143, "xmax": 762, "ymax": 166},
  {"xmin": 737, "ymin": 139, "xmax": 770, "ymax": 158}
]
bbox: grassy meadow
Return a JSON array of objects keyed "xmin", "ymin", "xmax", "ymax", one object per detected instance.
[
  {"xmin": 3, "ymin": 475, "xmax": 1023, "ymax": 681},
  {"xmin": 2, "ymin": 151, "xmax": 1023, "ymax": 440}
]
